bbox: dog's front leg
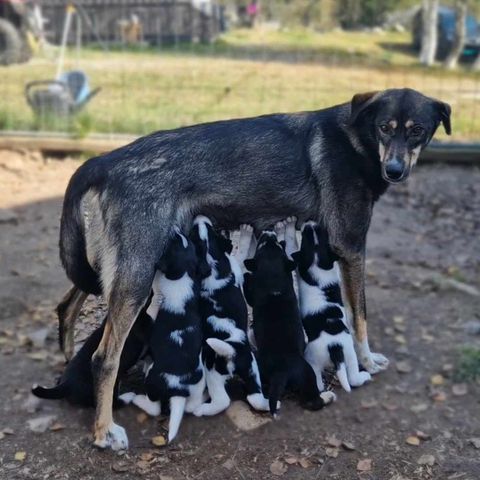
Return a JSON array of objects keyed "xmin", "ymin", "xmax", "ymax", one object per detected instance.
[{"xmin": 338, "ymin": 252, "xmax": 389, "ymax": 374}]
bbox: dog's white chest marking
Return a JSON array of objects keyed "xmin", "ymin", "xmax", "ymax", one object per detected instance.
[
  {"xmin": 156, "ymin": 272, "xmax": 194, "ymax": 315},
  {"xmin": 207, "ymin": 315, "xmax": 246, "ymax": 344}
]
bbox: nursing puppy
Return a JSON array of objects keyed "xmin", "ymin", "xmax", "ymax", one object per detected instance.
[
  {"xmin": 292, "ymin": 222, "xmax": 371, "ymax": 392},
  {"xmin": 32, "ymin": 312, "xmax": 150, "ymax": 407},
  {"xmin": 131, "ymin": 230, "xmax": 206, "ymax": 443},
  {"xmin": 190, "ymin": 216, "xmax": 269, "ymax": 416},
  {"xmin": 243, "ymin": 231, "xmax": 335, "ymax": 416}
]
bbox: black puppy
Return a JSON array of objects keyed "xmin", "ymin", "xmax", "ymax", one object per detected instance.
[
  {"xmin": 243, "ymin": 231, "xmax": 336, "ymax": 416},
  {"xmin": 128, "ymin": 230, "xmax": 206, "ymax": 443},
  {"xmin": 32, "ymin": 312, "xmax": 150, "ymax": 408}
]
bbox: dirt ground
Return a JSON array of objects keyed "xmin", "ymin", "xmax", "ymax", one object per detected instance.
[{"xmin": 0, "ymin": 150, "xmax": 479, "ymax": 480}]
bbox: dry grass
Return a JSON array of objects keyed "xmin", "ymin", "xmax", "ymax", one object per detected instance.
[{"xmin": 0, "ymin": 29, "xmax": 478, "ymax": 140}]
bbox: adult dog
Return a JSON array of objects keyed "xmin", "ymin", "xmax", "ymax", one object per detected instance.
[{"xmin": 59, "ymin": 88, "xmax": 450, "ymax": 449}]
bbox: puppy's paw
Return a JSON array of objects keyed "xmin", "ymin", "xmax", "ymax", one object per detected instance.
[
  {"xmin": 349, "ymin": 371, "xmax": 372, "ymax": 388},
  {"xmin": 320, "ymin": 391, "xmax": 336, "ymax": 405},
  {"xmin": 239, "ymin": 224, "xmax": 253, "ymax": 234},
  {"xmin": 117, "ymin": 392, "xmax": 135, "ymax": 405},
  {"xmin": 247, "ymin": 393, "xmax": 279, "ymax": 412},
  {"xmin": 94, "ymin": 423, "xmax": 128, "ymax": 451}
]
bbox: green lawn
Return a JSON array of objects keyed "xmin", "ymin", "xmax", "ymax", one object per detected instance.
[{"xmin": 0, "ymin": 28, "xmax": 478, "ymax": 140}]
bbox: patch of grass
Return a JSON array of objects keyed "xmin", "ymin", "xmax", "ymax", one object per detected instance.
[
  {"xmin": 0, "ymin": 28, "xmax": 478, "ymax": 139},
  {"xmin": 455, "ymin": 347, "xmax": 480, "ymax": 383}
]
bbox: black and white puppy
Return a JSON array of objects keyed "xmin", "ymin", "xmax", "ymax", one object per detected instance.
[
  {"xmin": 291, "ymin": 222, "xmax": 371, "ymax": 392},
  {"xmin": 190, "ymin": 216, "xmax": 269, "ymax": 416},
  {"xmin": 243, "ymin": 231, "xmax": 336, "ymax": 416},
  {"xmin": 31, "ymin": 312, "xmax": 151, "ymax": 407},
  {"xmin": 129, "ymin": 230, "xmax": 207, "ymax": 443}
]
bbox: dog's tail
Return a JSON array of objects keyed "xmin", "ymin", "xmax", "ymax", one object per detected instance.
[
  {"xmin": 328, "ymin": 344, "xmax": 351, "ymax": 393},
  {"xmin": 59, "ymin": 157, "xmax": 107, "ymax": 296},
  {"xmin": 31, "ymin": 383, "xmax": 69, "ymax": 400},
  {"xmin": 268, "ymin": 371, "xmax": 287, "ymax": 417},
  {"xmin": 205, "ymin": 338, "xmax": 235, "ymax": 358},
  {"xmin": 168, "ymin": 396, "xmax": 187, "ymax": 443}
]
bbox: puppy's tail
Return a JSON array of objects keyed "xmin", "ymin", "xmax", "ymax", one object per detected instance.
[
  {"xmin": 206, "ymin": 338, "xmax": 235, "ymax": 358},
  {"xmin": 59, "ymin": 158, "xmax": 106, "ymax": 296},
  {"xmin": 31, "ymin": 383, "xmax": 69, "ymax": 400},
  {"xmin": 328, "ymin": 344, "xmax": 351, "ymax": 393},
  {"xmin": 268, "ymin": 372, "xmax": 287, "ymax": 417},
  {"xmin": 168, "ymin": 396, "xmax": 187, "ymax": 443}
]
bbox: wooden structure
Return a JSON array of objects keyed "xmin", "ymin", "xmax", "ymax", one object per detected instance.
[{"xmin": 41, "ymin": 0, "xmax": 222, "ymax": 45}]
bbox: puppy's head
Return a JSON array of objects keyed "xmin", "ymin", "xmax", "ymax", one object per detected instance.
[
  {"xmin": 158, "ymin": 228, "xmax": 199, "ymax": 280},
  {"xmin": 350, "ymin": 88, "xmax": 451, "ymax": 184},
  {"xmin": 244, "ymin": 231, "xmax": 296, "ymax": 297},
  {"xmin": 292, "ymin": 222, "xmax": 338, "ymax": 273},
  {"xmin": 190, "ymin": 215, "xmax": 232, "ymax": 279}
]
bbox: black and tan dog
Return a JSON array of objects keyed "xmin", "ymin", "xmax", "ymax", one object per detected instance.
[{"xmin": 57, "ymin": 88, "xmax": 450, "ymax": 448}]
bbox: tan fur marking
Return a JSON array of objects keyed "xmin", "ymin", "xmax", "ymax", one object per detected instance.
[
  {"xmin": 388, "ymin": 120, "xmax": 397, "ymax": 129},
  {"xmin": 405, "ymin": 119, "xmax": 414, "ymax": 128}
]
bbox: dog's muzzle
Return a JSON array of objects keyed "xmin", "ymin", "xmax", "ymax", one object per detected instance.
[{"xmin": 382, "ymin": 157, "xmax": 409, "ymax": 184}]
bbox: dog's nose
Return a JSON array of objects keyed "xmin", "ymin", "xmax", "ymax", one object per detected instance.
[{"xmin": 384, "ymin": 158, "xmax": 404, "ymax": 181}]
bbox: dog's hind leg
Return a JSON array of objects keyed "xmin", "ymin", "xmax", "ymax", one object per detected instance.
[
  {"xmin": 193, "ymin": 369, "xmax": 230, "ymax": 416},
  {"xmin": 236, "ymin": 224, "xmax": 253, "ymax": 264},
  {"xmin": 92, "ymin": 261, "xmax": 154, "ymax": 450},
  {"xmin": 239, "ymin": 352, "xmax": 270, "ymax": 411},
  {"xmin": 57, "ymin": 286, "xmax": 88, "ymax": 360},
  {"xmin": 338, "ymin": 254, "xmax": 389, "ymax": 374}
]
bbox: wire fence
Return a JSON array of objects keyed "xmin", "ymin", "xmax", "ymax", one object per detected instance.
[{"xmin": 0, "ymin": 3, "xmax": 479, "ymax": 142}]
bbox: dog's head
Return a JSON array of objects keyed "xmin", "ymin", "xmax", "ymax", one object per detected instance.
[
  {"xmin": 190, "ymin": 215, "xmax": 232, "ymax": 280},
  {"xmin": 244, "ymin": 231, "xmax": 296, "ymax": 298},
  {"xmin": 292, "ymin": 222, "xmax": 338, "ymax": 273},
  {"xmin": 350, "ymin": 88, "xmax": 451, "ymax": 184},
  {"xmin": 158, "ymin": 228, "xmax": 200, "ymax": 280}
]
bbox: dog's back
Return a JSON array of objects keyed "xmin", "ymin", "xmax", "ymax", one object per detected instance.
[{"xmin": 244, "ymin": 231, "xmax": 331, "ymax": 415}]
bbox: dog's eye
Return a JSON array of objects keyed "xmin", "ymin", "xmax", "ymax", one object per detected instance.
[
  {"xmin": 379, "ymin": 124, "xmax": 391, "ymax": 135},
  {"xmin": 410, "ymin": 125, "xmax": 424, "ymax": 137}
]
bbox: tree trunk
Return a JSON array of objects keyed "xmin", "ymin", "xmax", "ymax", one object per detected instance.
[
  {"xmin": 419, "ymin": 0, "xmax": 439, "ymax": 66},
  {"xmin": 444, "ymin": 1, "xmax": 467, "ymax": 69}
]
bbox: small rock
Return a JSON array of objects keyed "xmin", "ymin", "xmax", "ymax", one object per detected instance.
[
  {"xmin": 452, "ymin": 383, "xmax": 468, "ymax": 396},
  {"xmin": 226, "ymin": 401, "xmax": 271, "ymax": 431},
  {"xmin": 410, "ymin": 403, "xmax": 429, "ymax": 414},
  {"xmin": 417, "ymin": 454, "xmax": 435, "ymax": 466},
  {"xmin": 151, "ymin": 435, "xmax": 166, "ymax": 447},
  {"xmin": 270, "ymin": 459, "xmax": 288, "ymax": 476},
  {"xmin": 357, "ymin": 458, "xmax": 372, "ymax": 472},
  {"xmin": 27, "ymin": 415, "xmax": 57, "ymax": 433},
  {"xmin": 325, "ymin": 448, "xmax": 339, "ymax": 458},
  {"xmin": 26, "ymin": 328, "xmax": 50, "ymax": 348},
  {"xmin": 464, "ymin": 321, "xmax": 480, "ymax": 335},
  {"xmin": 342, "ymin": 441, "xmax": 355, "ymax": 451},
  {"xmin": 469, "ymin": 438, "xmax": 480, "ymax": 449},
  {"xmin": 406, "ymin": 436, "xmax": 420, "ymax": 446},
  {"xmin": 222, "ymin": 459, "xmax": 235, "ymax": 470},
  {"xmin": 111, "ymin": 461, "xmax": 130, "ymax": 473},
  {"xmin": 326, "ymin": 436, "xmax": 342, "ymax": 448},
  {"xmin": 430, "ymin": 374, "xmax": 444, "ymax": 386},
  {"xmin": 396, "ymin": 361, "xmax": 412, "ymax": 374},
  {"xmin": 0, "ymin": 208, "xmax": 19, "ymax": 225},
  {"xmin": 14, "ymin": 452, "xmax": 26, "ymax": 462}
]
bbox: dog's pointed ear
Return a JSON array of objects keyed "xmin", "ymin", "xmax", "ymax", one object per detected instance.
[
  {"xmin": 350, "ymin": 91, "xmax": 380, "ymax": 125},
  {"xmin": 436, "ymin": 101, "xmax": 452, "ymax": 135},
  {"xmin": 244, "ymin": 258, "xmax": 256, "ymax": 272}
]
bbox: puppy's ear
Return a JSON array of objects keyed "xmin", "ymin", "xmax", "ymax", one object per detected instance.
[
  {"xmin": 436, "ymin": 101, "xmax": 451, "ymax": 135},
  {"xmin": 244, "ymin": 258, "xmax": 256, "ymax": 272},
  {"xmin": 350, "ymin": 91, "xmax": 379, "ymax": 125}
]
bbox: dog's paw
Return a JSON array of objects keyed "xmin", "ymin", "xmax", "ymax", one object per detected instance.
[
  {"xmin": 94, "ymin": 423, "xmax": 128, "ymax": 451},
  {"xmin": 193, "ymin": 400, "xmax": 229, "ymax": 417},
  {"xmin": 361, "ymin": 352, "xmax": 389, "ymax": 374},
  {"xmin": 349, "ymin": 371, "xmax": 372, "ymax": 388},
  {"xmin": 320, "ymin": 391, "xmax": 336, "ymax": 405},
  {"xmin": 246, "ymin": 393, "xmax": 279, "ymax": 412}
]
